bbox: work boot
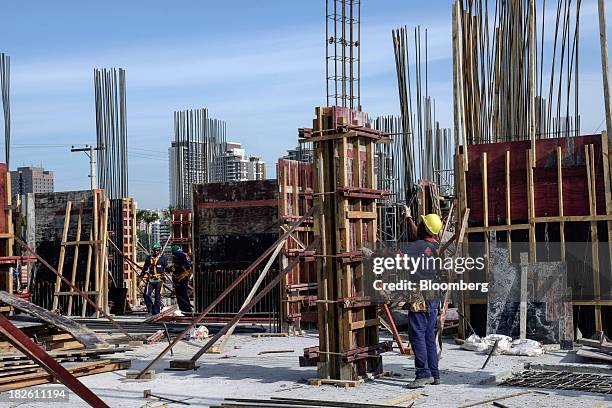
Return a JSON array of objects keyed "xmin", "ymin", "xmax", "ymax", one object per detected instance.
[
  {"xmin": 432, "ymin": 378, "xmax": 441, "ymax": 385},
  {"xmin": 405, "ymin": 377, "xmax": 434, "ymax": 388}
]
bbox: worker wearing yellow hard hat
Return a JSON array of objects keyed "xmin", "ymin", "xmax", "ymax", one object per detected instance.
[
  {"xmin": 402, "ymin": 205, "xmax": 443, "ymax": 388},
  {"xmin": 421, "ymin": 213, "xmax": 443, "ymax": 236}
]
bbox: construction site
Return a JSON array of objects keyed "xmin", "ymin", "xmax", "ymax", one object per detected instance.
[{"xmin": 1, "ymin": 0, "xmax": 612, "ymax": 407}]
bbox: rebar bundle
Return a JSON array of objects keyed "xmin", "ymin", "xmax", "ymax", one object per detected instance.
[
  {"xmin": 390, "ymin": 27, "xmax": 454, "ymax": 200},
  {"xmin": 326, "ymin": 0, "xmax": 360, "ymax": 109},
  {"xmin": 171, "ymin": 108, "xmax": 227, "ymax": 209},
  {"xmin": 0, "ymin": 53, "xmax": 10, "ymax": 167},
  {"xmin": 453, "ymin": 0, "xmax": 581, "ymax": 145},
  {"xmin": 94, "ymin": 68, "xmax": 128, "ymax": 199}
]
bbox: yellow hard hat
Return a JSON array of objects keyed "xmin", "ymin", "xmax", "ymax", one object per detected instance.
[{"xmin": 421, "ymin": 213, "xmax": 443, "ymax": 235}]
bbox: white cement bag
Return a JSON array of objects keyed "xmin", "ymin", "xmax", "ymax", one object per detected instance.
[
  {"xmin": 506, "ymin": 339, "xmax": 544, "ymax": 356},
  {"xmin": 461, "ymin": 334, "xmax": 490, "ymax": 352},
  {"xmin": 461, "ymin": 334, "xmax": 543, "ymax": 356}
]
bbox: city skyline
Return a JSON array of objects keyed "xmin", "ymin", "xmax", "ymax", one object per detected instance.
[{"xmin": 1, "ymin": 1, "xmax": 611, "ymax": 208}]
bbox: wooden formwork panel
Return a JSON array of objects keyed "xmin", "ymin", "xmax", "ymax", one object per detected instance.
[
  {"xmin": 302, "ymin": 106, "xmax": 390, "ymax": 381},
  {"xmin": 31, "ymin": 190, "xmax": 109, "ymax": 316},
  {"xmin": 0, "ymin": 164, "xmax": 12, "ymax": 293},
  {"xmin": 192, "ymin": 181, "xmax": 281, "ymax": 326},
  {"xmin": 277, "ymin": 159, "xmax": 316, "ymax": 330},
  {"xmin": 457, "ymin": 133, "xmax": 612, "ymax": 339}
]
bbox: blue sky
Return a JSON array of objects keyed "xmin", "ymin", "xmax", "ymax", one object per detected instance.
[{"xmin": 1, "ymin": 1, "xmax": 610, "ymax": 208}]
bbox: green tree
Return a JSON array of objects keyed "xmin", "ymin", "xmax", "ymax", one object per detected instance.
[
  {"xmin": 136, "ymin": 210, "xmax": 160, "ymax": 252},
  {"xmin": 162, "ymin": 205, "xmax": 176, "ymax": 221}
]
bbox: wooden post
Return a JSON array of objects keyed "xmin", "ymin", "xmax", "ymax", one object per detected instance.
[
  {"xmin": 482, "ymin": 153, "xmax": 490, "ymax": 277},
  {"xmin": 66, "ymin": 201, "xmax": 84, "ymax": 316},
  {"xmin": 526, "ymin": 151, "xmax": 536, "ymax": 263},
  {"xmin": 53, "ymin": 201, "xmax": 72, "ymax": 312},
  {"xmin": 586, "ymin": 145, "xmax": 602, "ymax": 333},
  {"xmin": 520, "ymin": 253, "xmax": 528, "ymax": 340},
  {"xmin": 453, "ymin": 1, "xmax": 468, "ymax": 171},
  {"xmin": 557, "ymin": 146, "xmax": 566, "ymax": 261},
  {"xmin": 505, "ymin": 151, "xmax": 512, "ymax": 262},
  {"xmin": 599, "ymin": 0, "xmax": 612, "ymax": 139},
  {"xmin": 601, "ymin": 132, "xmax": 612, "ymax": 297}
]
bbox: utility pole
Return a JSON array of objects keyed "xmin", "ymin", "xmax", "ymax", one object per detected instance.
[{"xmin": 70, "ymin": 145, "xmax": 103, "ymax": 190}]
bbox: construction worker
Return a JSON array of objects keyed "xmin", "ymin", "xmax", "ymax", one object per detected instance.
[
  {"xmin": 141, "ymin": 242, "xmax": 167, "ymax": 315},
  {"xmin": 169, "ymin": 245, "xmax": 193, "ymax": 313},
  {"xmin": 403, "ymin": 205, "xmax": 443, "ymax": 388}
]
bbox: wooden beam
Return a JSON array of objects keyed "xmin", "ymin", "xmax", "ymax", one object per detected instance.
[
  {"xmin": 0, "ymin": 313, "xmax": 110, "ymax": 407},
  {"xmin": 505, "ymin": 151, "xmax": 512, "ymax": 261},
  {"xmin": 519, "ymin": 253, "xmax": 528, "ymax": 339},
  {"xmin": 586, "ymin": 144, "xmax": 602, "ymax": 332},
  {"xmin": 599, "ymin": 0, "xmax": 612, "ymax": 138},
  {"xmin": 52, "ymin": 201, "xmax": 72, "ymax": 312},
  {"xmin": 557, "ymin": 146, "xmax": 566, "ymax": 261}
]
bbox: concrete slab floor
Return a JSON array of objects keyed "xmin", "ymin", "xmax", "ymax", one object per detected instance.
[{"xmin": 12, "ymin": 334, "xmax": 612, "ymax": 408}]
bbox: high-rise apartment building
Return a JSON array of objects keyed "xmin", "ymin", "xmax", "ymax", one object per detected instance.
[{"xmin": 10, "ymin": 166, "xmax": 54, "ymax": 195}]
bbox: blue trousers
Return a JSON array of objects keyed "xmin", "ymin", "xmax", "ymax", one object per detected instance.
[
  {"xmin": 408, "ymin": 300, "xmax": 439, "ymax": 379},
  {"xmin": 175, "ymin": 278, "xmax": 192, "ymax": 313},
  {"xmin": 144, "ymin": 280, "xmax": 162, "ymax": 315}
]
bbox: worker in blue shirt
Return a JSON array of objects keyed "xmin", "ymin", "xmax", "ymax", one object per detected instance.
[
  {"xmin": 141, "ymin": 243, "xmax": 167, "ymax": 315},
  {"xmin": 403, "ymin": 205, "xmax": 443, "ymax": 388},
  {"xmin": 169, "ymin": 245, "xmax": 193, "ymax": 313}
]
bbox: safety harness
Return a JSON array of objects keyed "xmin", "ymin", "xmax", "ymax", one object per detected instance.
[{"xmin": 145, "ymin": 256, "xmax": 165, "ymax": 282}]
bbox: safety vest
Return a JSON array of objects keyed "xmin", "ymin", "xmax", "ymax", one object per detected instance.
[{"xmin": 146, "ymin": 256, "xmax": 165, "ymax": 281}]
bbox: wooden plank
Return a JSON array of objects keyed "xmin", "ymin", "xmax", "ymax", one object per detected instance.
[
  {"xmin": 482, "ymin": 153, "xmax": 490, "ymax": 276},
  {"xmin": 0, "ymin": 359, "xmax": 131, "ymax": 392},
  {"xmin": 601, "ymin": 132, "xmax": 612, "ymax": 300},
  {"xmin": 0, "ymin": 313, "xmax": 112, "ymax": 407},
  {"xmin": 349, "ymin": 318, "xmax": 380, "ymax": 331},
  {"xmin": 527, "ymin": 150, "xmax": 536, "ymax": 262},
  {"xmin": 67, "ymin": 201, "xmax": 84, "ymax": 315},
  {"xmin": 0, "ymin": 291, "xmax": 106, "ymax": 348},
  {"xmin": 557, "ymin": 146, "xmax": 566, "ymax": 261},
  {"xmin": 307, "ymin": 378, "xmax": 363, "ymax": 387},
  {"xmin": 586, "ymin": 144, "xmax": 602, "ymax": 332},
  {"xmin": 52, "ymin": 201, "xmax": 72, "ymax": 311},
  {"xmin": 91, "ymin": 191, "xmax": 99, "ymax": 317},
  {"xmin": 99, "ymin": 198, "xmax": 110, "ymax": 314},
  {"xmin": 505, "ymin": 150, "xmax": 512, "ymax": 261},
  {"xmin": 466, "ymin": 224, "xmax": 530, "ymax": 233},
  {"xmin": 519, "ymin": 253, "xmax": 528, "ymax": 339},
  {"xmin": 82, "ymin": 227, "xmax": 93, "ymax": 317},
  {"xmin": 599, "ymin": 0, "xmax": 612, "ymax": 138},
  {"xmin": 346, "ymin": 211, "xmax": 376, "ymax": 219}
]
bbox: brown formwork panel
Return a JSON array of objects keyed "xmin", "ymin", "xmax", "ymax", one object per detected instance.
[
  {"xmin": 304, "ymin": 106, "xmax": 389, "ymax": 381},
  {"xmin": 192, "ymin": 181, "xmax": 281, "ymax": 325},
  {"xmin": 457, "ymin": 133, "xmax": 612, "ymax": 338},
  {"xmin": 32, "ymin": 190, "xmax": 109, "ymax": 316},
  {"xmin": 277, "ymin": 159, "xmax": 316, "ymax": 331},
  {"xmin": 0, "ymin": 164, "xmax": 12, "ymax": 294}
]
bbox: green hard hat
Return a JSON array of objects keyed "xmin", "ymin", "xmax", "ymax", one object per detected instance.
[
  {"xmin": 171, "ymin": 245, "xmax": 181, "ymax": 253},
  {"xmin": 152, "ymin": 243, "xmax": 162, "ymax": 250}
]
